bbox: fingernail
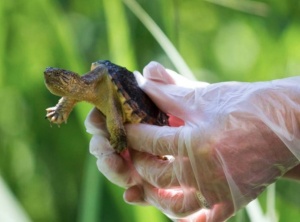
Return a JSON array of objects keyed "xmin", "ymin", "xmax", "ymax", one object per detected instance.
[
  {"xmin": 133, "ymin": 71, "xmax": 146, "ymax": 87},
  {"xmin": 123, "ymin": 185, "xmax": 145, "ymax": 204}
]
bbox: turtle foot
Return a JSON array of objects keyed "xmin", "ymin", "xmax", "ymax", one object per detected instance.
[
  {"xmin": 110, "ymin": 135, "xmax": 127, "ymax": 153},
  {"xmin": 46, "ymin": 106, "xmax": 68, "ymax": 125}
]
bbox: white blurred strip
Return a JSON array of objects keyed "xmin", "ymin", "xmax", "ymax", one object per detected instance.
[
  {"xmin": 266, "ymin": 184, "xmax": 278, "ymax": 222},
  {"xmin": 246, "ymin": 184, "xmax": 277, "ymax": 222},
  {"xmin": 0, "ymin": 176, "xmax": 31, "ymax": 222},
  {"xmin": 123, "ymin": 0, "xmax": 196, "ymax": 80},
  {"xmin": 246, "ymin": 199, "xmax": 268, "ymax": 222},
  {"xmin": 205, "ymin": 0, "xmax": 269, "ymax": 17}
]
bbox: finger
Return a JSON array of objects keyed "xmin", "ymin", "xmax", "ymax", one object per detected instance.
[
  {"xmin": 128, "ymin": 185, "xmax": 234, "ymax": 222},
  {"xmin": 90, "ymin": 135, "xmax": 137, "ymax": 188},
  {"xmin": 89, "ymin": 134, "xmax": 115, "ymax": 158},
  {"xmin": 142, "ymin": 61, "xmax": 176, "ymax": 84},
  {"xmin": 142, "ymin": 61, "xmax": 209, "ymax": 87},
  {"xmin": 169, "ymin": 115, "xmax": 185, "ymax": 127},
  {"xmin": 126, "ymin": 123, "xmax": 181, "ymax": 156},
  {"xmin": 123, "ymin": 185, "xmax": 149, "ymax": 206},
  {"xmin": 132, "ymin": 150, "xmax": 207, "ymax": 197},
  {"xmin": 84, "ymin": 108, "xmax": 108, "ymax": 136},
  {"xmin": 142, "ymin": 183, "xmax": 202, "ymax": 218},
  {"xmin": 178, "ymin": 209, "xmax": 209, "ymax": 222},
  {"xmin": 207, "ymin": 203, "xmax": 234, "ymax": 222},
  {"xmin": 133, "ymin": 70, "xmax": 202, "ymax": 122},
  {"xmin": 131, "ymin": 150, "xmax": 180, "ymax": 188},
  {"xmin": 178, "ymin": 202, "xmax": 233, "ymax": 222}
]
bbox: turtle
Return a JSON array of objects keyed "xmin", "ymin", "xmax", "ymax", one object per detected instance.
[{"xmin": 44, "ymin": 60, "xmax": 169, "ymax": 152}]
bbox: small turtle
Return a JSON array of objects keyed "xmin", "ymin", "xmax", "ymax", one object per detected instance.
[{"xmin": 44, "ymin": 60, "xmax": 169, "ymax": 152}]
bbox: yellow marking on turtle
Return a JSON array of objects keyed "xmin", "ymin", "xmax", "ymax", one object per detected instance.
[{"xmin": 110, "ymin": 77, "xmax": 141, "ymax": 123}]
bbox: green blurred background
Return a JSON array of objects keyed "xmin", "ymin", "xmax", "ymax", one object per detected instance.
[{"xmin": 1, "ymin": 0, "xmax": 300, "ymax": 221}]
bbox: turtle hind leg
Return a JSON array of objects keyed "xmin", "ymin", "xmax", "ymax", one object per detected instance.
[
  {"xmin": 106, "ymin": 113, "xmax": 127, "ymax": 152},
  {"xmin": 110, "ymin": 128, "xmax": 127, "ymax": 153},
  {"xmin": 108, "ymin": 121, "xmax": 127, "ymax": 152}
]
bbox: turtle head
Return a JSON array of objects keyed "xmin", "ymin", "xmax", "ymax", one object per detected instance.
[{"xmin": 44, "ymin": 67, "xmax": 81, "ymax": 97}]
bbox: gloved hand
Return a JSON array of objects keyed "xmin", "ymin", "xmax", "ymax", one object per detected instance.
[{"xmin": 85, "ymin": 62, "xmax": 300, "ymax": 222}]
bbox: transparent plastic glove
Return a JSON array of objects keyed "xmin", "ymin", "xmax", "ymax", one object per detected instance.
[{"xmin": 123, "ymin": 62, "xmax": 300, "ymax": 221}]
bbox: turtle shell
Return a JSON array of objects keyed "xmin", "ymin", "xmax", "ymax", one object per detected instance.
[{"xmin": 99, "ymin": 60, "xmax": 169, "ymax": 126}]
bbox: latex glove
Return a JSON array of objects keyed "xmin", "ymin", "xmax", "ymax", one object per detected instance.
[{"xmin": 123, "ymin": 62, "xmax": 300, "ymax": 221}]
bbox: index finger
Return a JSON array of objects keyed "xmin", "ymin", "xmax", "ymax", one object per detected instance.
[{"xmin": 125, "ymin": 124, "xmax": 181, "ymax": 156}]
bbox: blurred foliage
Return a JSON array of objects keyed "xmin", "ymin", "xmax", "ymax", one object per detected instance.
[{"xmin": 0, "ymin": 0, "xmax": 300, "ymax": 221}]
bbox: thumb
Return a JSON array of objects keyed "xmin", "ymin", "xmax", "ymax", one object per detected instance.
[
  {"xmin": 142, "ymin": 61, "xmax": 209, "ymax": 88},
  {"xmin": 133, "ymin": 70, "xmax": 201, "ymax": 123},
  {"xmin": 142, "ymin": 61, "xmax": 176, "ymax": 85}
]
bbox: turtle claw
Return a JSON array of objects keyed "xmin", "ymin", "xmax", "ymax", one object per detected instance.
[
  {"xmin": 46, "ymin": 106, "xmax": 67, "ymax": 125},
  {"xmin": 111, "ymin": 140, "xmax": 127, "ymax": 153}
]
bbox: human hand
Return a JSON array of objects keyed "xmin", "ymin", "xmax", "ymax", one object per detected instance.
[
  {"xmin": 122, "ymin": 62, "xmax": 300, "ymax": 221},
  {"xmin": 85, "ymin": 62, "xmax": 300, "ymax": 221}
]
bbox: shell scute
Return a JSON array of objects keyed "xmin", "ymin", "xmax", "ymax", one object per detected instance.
[{"xmin": 101, "ymin": 60, "xmax": 169, "ymax": 126}]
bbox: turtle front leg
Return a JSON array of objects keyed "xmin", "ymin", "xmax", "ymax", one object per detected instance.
[{"xmin": 46, "ymin": 97, "xmax": 77, "ymax": 125}]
